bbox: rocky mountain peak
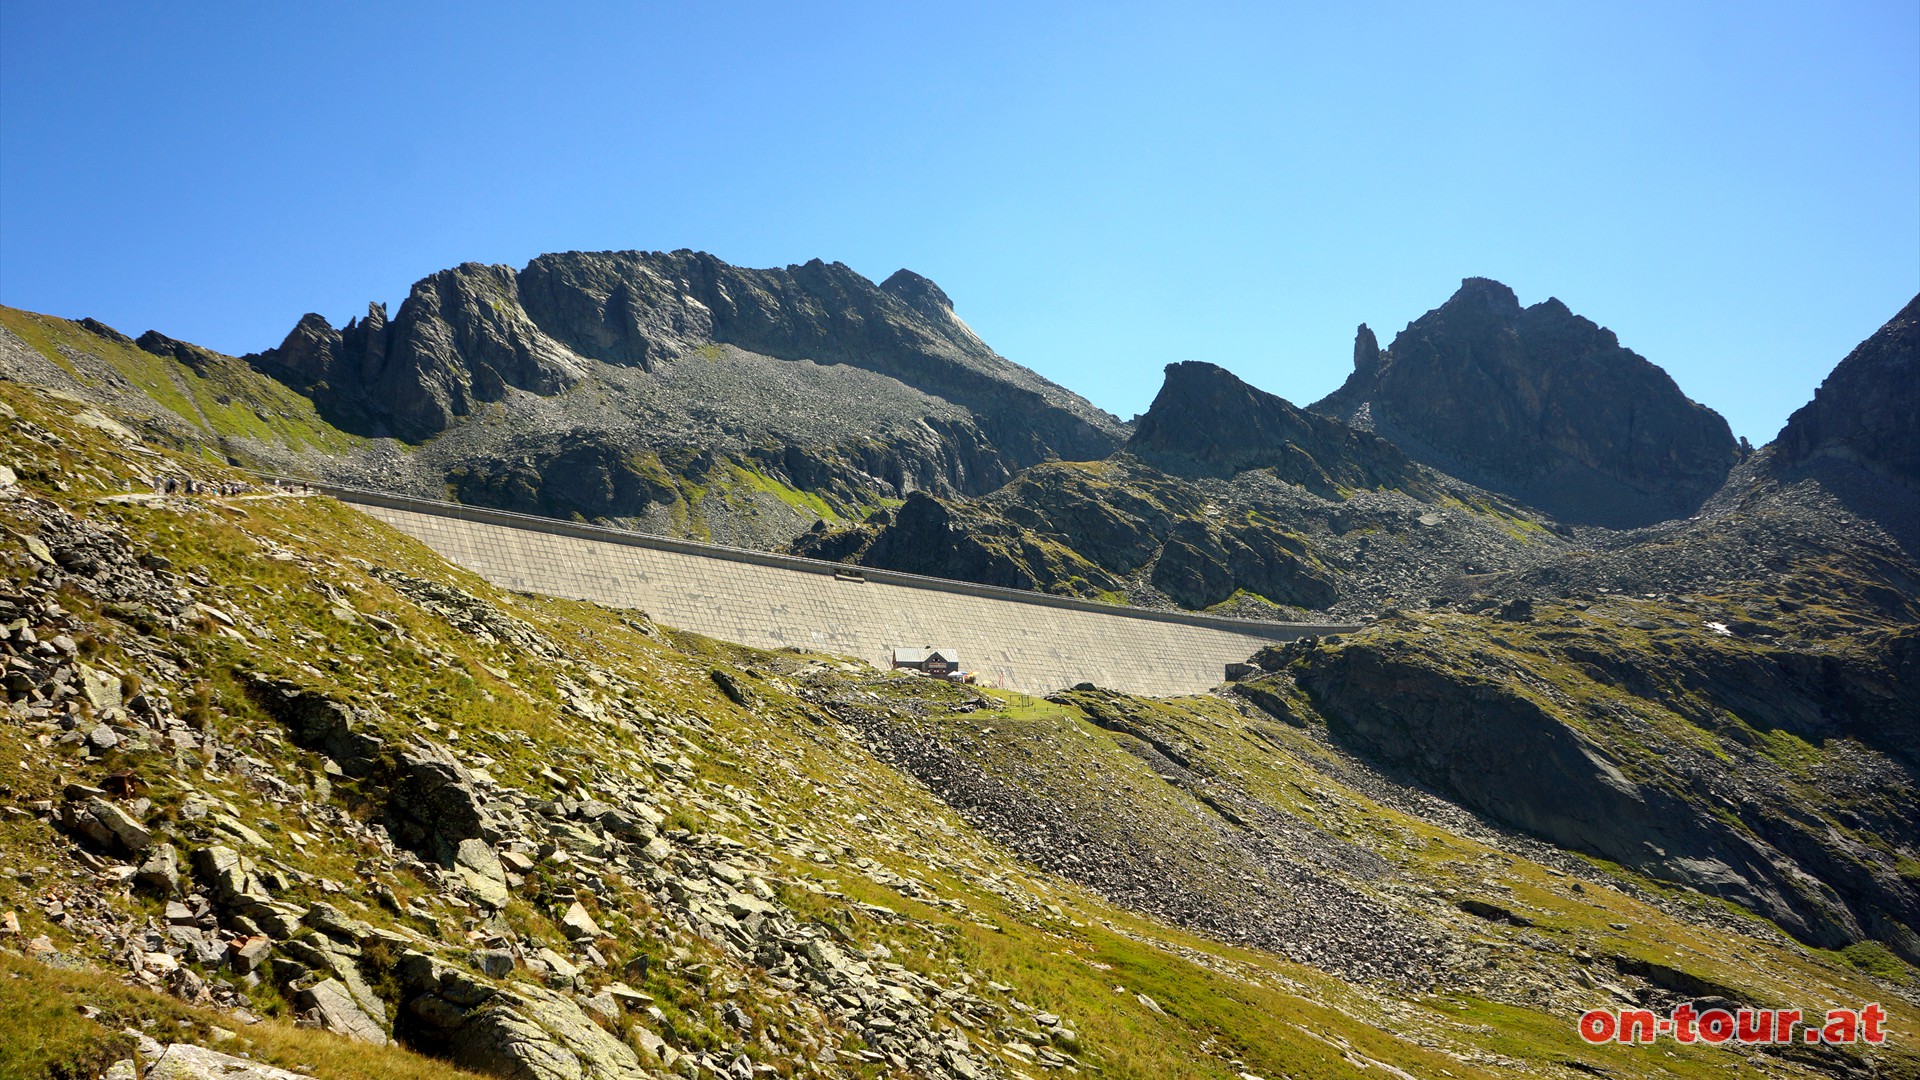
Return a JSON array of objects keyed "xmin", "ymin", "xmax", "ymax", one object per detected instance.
[
  {"xmin": 879, "ymin": 269, "xmax": 954, "ymax": 320},
  {"xmin": 1126, "ymin": 361, "xmax": 1424, "ymax": 498},
  {"xmin": 1312, "ymin": 278, "xmax": 1739, "ymax": 527},
  {"xmin": 1352, "ymin": 324, "xmax": 1382, "ymax": 380},
  {"xmin": 250, "ymin": 261, "xmax": 584, "ymax": 440},
  {"xmin": 1129, "ymin": 361, "xmax": 1297, "ymax": 468},
  {"xmin": 1775, "ymin": 294, "xmax": 1920, "ymax": 485},
  {"xmin": 1447, "ymin": 276, "xmax": 1523, "ymax": 316},
  {"xmin": 342, "ymin": 301, "xmax": 389, "ymax": 335}
]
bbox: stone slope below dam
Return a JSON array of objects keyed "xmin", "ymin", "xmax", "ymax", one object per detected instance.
[{"xmin": 332, "ymin": 487, "xmax": 1357, "ymax": 696}]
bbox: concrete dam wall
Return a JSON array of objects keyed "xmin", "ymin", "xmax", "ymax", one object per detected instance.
[{"xmin": 334, "ymin": 488, "xmax": 1360, "ymax": 698}]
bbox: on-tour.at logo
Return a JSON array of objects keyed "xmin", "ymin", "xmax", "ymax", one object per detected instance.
[{"xmin": 1578, "ymin": 1003, "xmax": 1888, "ymax": 1046}]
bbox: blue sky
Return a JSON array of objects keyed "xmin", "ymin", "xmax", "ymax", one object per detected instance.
[{"xmin": 1, "ymin": 2, "xmax": 1914, "ymax": 442}]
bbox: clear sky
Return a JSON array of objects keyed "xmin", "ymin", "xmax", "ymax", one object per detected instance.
[{"xmin": 2, "ymin": 2, "xmax": 1915, "ymax": 443}]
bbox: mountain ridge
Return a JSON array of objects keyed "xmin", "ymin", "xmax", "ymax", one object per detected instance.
[
  {"xmin": 252, "ymin": 250, "xmax": 1124, "ymax": 456},
  {"xmin": 216, "ymin": 250, "xmax": 1131, "ymax": 547}
]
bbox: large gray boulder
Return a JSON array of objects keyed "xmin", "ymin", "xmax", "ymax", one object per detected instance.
[
  {"xmin": 63, "ymin": 796, "xmax": 152, "ymax": 855},
  {"xmin": 191, "ymin": 846, "xmax": 270, "ymax": 910},
  {"xmin": 146, "ymin": 1043, "xmax": 314, "ymax": 1079},
  {"xmin": 388, "ymin": 741, "xmax": 501, "ymax": 864},
  {"xmin": 451, "ymin": 1000, "xmax": 584, "ymax": 1080},
  {"xmin": 455, "ymin": 837, "xmax": 513, "ymax": 909},
  {"xmin": 295, "ymin": 977, "xmax": 389, "ymax": 1045},
  {"xmin": 450, "ymin": 985, "xmax": 647, "ymax": 1080}
]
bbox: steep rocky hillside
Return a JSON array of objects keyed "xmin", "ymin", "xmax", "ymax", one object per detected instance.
[
  {"xmin": 0, "ymin": 307, "xmax": 369, "ymax": 461},
  {"xmin": 4, "ymin": 358, "xmax": 1916, "ymax": 1080},
  {"xmin": 1252, "ymin": 580, "xmax": 1918, "ymax": 955},
  {"xmin": 1313, "ymin": 279, "xmax": 1741, "ymax": 528}
]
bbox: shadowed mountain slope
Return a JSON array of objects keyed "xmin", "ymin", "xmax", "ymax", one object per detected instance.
[
  {"xmin": 1776, "ymin": 293, "xmax": 1920, "ymax": 485},
  {"xmin": 1127, "ymin": 360, "xmax": 1432, "ymax": 498},
  {"xmin": 1313, "ymin": 278, "xmax": 1741, "ymax": 528}
]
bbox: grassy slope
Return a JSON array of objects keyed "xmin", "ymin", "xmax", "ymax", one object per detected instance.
[
  {"xmin": 0, "ymin": 306, "xmax": 365, "ymax": 456},
  {"xmin": 0, "ymin": 378, "xmax": 1913, "ymax": 1080}
]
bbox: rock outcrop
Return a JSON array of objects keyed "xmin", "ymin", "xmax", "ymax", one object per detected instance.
[
  {"xmin": 1314, "ymin": 278, "xmax": 1740, "ymax": 527},
  {"xmin": 146, "ymin": 1043, "xmax": 315, "ymax": 1079},
  {"xmin": 1775, "ymin": 293, "xmax": 1920, "ymax": 484},
  {"xmin": 793, "ymin": 462, "xmax": 1343, "ymax": 612},
  {"xmin": 241, "ymin": 673, "xmax": 385, "ymax": 777},
  {"xmin": 133, "ymin": 330, "xmax": 225, "ymax": 375},
  {"xmin": 252, "ymin": 264, "xmax": 588, "ymax": 442},
  {"xmin": 1148, "ymin": 516, "xmax": 1336, "ymax": 610}
]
